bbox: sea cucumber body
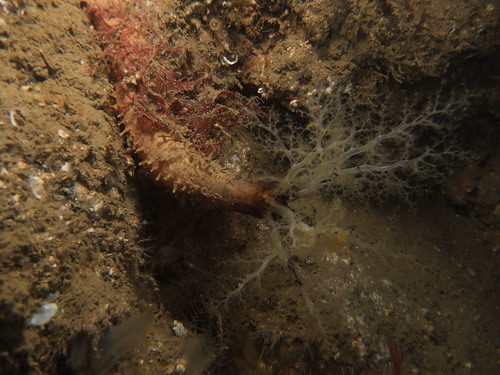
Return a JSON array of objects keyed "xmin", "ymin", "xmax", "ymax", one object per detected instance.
[{"xmin": 84, "ymin": 0, "xmax": 271, "ymax": 216}]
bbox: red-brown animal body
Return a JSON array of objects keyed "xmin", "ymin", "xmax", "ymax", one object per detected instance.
[{"xmin": 84, "ymin": 0, "xmax": 271, "ymax": 216}]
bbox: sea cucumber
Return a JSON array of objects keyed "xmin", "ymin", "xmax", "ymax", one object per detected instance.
[{"xmin": 83, "ymin": 0, "xmax": 272, "ymax": 217}]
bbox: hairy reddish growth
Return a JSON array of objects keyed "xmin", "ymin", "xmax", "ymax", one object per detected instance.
[{"xmin": 84, "ymin": 0, "xmax": 272, "ymax": 216}]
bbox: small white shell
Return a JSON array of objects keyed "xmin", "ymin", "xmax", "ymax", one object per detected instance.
[
  {"xmin": 31, "ymin": 303, "xmax": 58, "ymax": 326},
  {"xmin": 221, "ymin": 54, "xmax": 238, "ymax": 66}
]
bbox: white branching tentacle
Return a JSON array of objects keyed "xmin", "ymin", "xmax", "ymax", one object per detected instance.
[{"xmin": 252, "ymin": 88, "xmax": 466, "ymax": 204}]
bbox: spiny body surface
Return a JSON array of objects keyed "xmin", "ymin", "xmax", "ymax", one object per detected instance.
[{"xmin": 84, "ymin": 0, "xmax": 271, "ymax": 216}]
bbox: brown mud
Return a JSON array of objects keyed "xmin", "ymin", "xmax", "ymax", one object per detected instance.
[{"xmin": 0, "ymin": 1, "xmax": 499, "ymax": 375}]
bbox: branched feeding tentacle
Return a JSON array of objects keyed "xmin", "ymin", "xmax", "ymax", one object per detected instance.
[{"xmin": 248, "ymin": 88, "xmax": 467, "ymax": 205}]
